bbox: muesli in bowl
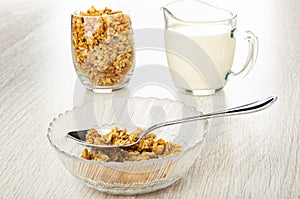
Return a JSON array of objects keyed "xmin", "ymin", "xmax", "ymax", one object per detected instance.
[{"xmin": 81, "ymin": 127, "xmax": 183, "ymax": 163}]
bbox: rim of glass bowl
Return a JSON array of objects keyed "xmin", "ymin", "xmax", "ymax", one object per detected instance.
[{"xmin": 47, "ymin": 97, "xmax": 209, "ymax": 167}]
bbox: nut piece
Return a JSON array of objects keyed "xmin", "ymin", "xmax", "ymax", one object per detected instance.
[
  {"xmin": 72, "ymin": 6, "xmax": 134, "ymax": 87},
  {"xmin": 81, "ymin": 127, "xmax": 183, "ymax": 162}
]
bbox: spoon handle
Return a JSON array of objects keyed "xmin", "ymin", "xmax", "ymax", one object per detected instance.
[{"xmin": 138, "ymin": 96, "xmax": 277, "ymax": 138}]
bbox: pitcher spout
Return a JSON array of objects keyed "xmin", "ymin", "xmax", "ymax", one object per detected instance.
[
  {"xmin": 161, "ymin": 6, "xmax": 178, "ymax": 28},
  {"xmin": 161, "ymin": 6, "xmax": 174, "ymax": 18},
  {"xmin": 162, "ymin": 0, "xmax": 236, "ymax": 26}
]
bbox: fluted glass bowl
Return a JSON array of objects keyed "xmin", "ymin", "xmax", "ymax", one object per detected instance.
[{"xmin": 47, "ymin": 97, "xmax": 208, "ymax": 195}]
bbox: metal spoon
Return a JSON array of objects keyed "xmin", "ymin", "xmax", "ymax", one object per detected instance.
[{"xmin": 67, "ymin": 96, "xmax": 277, "ymax": 149}]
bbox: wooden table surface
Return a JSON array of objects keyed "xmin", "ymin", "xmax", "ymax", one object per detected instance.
[{"xmin": 0, "ymin": 0, "xmax": 299, "ymax": 198}]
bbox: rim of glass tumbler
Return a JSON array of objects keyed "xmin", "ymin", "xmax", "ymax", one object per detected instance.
[
  {"xmin": 71, "ymin": 4, "xmax": 130, "ymax": 17},
  {"xmin": 47, "ymin": 97, "xmax": 209, "ymax": 167},
  {"xmin": 162, "ymin": 0, "xmax": 237, "ymax": 25}
]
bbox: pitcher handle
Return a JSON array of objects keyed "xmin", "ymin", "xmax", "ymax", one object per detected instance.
[{"xmin": 227, "ymin": 30, "xmax": 259, "ymax": 80}]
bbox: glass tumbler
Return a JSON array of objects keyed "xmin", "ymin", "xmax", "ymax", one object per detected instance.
[{"xmin": 71, "ymin": 6, "xmax": 135, "ymax": 93}]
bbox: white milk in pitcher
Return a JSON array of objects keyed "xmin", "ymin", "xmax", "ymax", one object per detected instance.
[{"xmin": 165, "ymin": 25, "xmax": 236, "ymax": 90}]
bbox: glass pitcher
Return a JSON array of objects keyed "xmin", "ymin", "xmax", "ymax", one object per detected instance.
[{"xmin": 162, "ymin": 0, "xmax": 258, "ymax": 95}]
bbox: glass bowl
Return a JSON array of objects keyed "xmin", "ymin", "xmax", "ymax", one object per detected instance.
[
  {"xmin": 71, "ymin": 6, "xmax": 135, "ymax": 93},
  {"xmin": 47, "ymin": 97, "xmax": 208, "ymax": 195}
]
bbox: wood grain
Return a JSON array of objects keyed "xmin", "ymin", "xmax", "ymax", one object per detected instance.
[{"xmin": 0, "ymin": 0, "xmax": 299, "ymax": 198}]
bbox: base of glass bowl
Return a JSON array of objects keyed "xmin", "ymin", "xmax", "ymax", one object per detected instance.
[
  {"xmin": 77, "ymin": 171, "xmax": 186, "ymax": 195},
  {"xmin": 178, "ymin": 87, "xmax": 223, "ymax": 96}
]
